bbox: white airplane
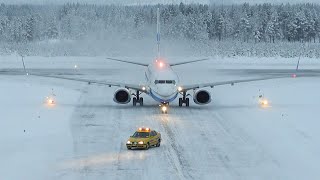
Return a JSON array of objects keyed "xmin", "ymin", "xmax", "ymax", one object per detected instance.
[{"xmin": 21, "ymin": 8, "xmax": 299, "ymax": 113}]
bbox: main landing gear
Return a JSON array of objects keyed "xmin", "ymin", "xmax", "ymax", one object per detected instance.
[
  {"xmin": 179, "ymin": 91, "xmax": 189, "ymax": 107},
  {"xmin": 133, "ymin": 90, "xmax": 143, "ymax": 106}
]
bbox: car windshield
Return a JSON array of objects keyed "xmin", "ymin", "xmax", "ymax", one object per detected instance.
[{"xmin": 132, "ymin": 132, "xmax": 149, "ymax": 138}]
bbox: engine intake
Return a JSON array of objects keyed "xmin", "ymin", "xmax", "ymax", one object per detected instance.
[
  {"xmin": 193, "ymin": 90, "xmax": 211, "ymax": 105},
  {"xmin": 113, "ymin": 88, "xmax": 131, "ymax": 104}
]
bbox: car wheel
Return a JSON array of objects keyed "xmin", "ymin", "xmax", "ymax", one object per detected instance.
[
  {"xmin": 145, "ymin": 143, "xmax": 150, "ymax": 150},
  {"xmin": 156, "ymin": 140, "xmax": 161, "ymax": 147},
  {"xmin": 127, "ymin": 147, "xmax": 131, "ymax": 150},
  {"xmin": 140, "ymin": 97, "xmax": 143, "ymax": 106}
]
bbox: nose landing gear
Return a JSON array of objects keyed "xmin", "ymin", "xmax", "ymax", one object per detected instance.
[{"xmin": 160, "ymin": 103, "xmax": 169, "ymax": 114}]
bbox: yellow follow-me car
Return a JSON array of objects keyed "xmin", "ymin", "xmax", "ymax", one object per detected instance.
[{"xmin": 126, "ymin": 128, "xmax": 161, "ymax": 150}]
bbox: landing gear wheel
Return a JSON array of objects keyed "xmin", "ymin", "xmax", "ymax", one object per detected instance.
[
  {"xmin": 127, "ymin": 147, "xmax": 131, "ymax": 150},
  {"xmin": 133, "ymin": 97, "xmax": 137, "ymax": 106},
  {"xmin": 179, "ymin": 91, "xmax": 190, "ymax": 107},
  {"xmin": 133, "ymin": 90, "xmax": 144, "ymax": 106},
  {"xmin": 139, "ymin": 97, "xmax": 143, "ymax": 106}
]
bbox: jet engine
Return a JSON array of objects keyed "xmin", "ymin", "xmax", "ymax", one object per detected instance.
[
  {"xmin": 193, "ymin": 90, "xmax": 211, "ymax": 105},
  {"xmin": 113, "ymin": 88, "xmax": 131, "ymax": 104}
]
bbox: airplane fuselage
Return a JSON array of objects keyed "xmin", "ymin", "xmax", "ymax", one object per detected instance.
[{"xmin": 145, "ymin": 60, "xmax": 179, "ymax": 104}]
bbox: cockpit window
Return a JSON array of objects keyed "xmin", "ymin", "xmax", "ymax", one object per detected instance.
[
  {"xmin": 155, "ymin": 80, "xmax": 176, "ymax": 84},
  {"xmin": 166, "ymin": 80, "xmax": 175, "ymax": 84}
]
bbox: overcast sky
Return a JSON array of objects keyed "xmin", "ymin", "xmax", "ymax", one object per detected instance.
[{"xmin": 0, "ymin": 0, "xmax": 318, "ymax": 5}]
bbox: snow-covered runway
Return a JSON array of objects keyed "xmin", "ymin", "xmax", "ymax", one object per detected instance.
[{"xmin": 1, "ymin": 56, "xmax": 320, "ymax": 180}]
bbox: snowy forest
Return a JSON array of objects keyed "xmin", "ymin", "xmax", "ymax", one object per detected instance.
[{"xmin": 1, "ymin": 3, "xmax": 320, "ymax": 57}]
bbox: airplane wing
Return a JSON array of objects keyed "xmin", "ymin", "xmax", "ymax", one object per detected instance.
[
  {"xmin": 106, "ymin": 58, "xmax": 149, "ymax": 66},
  {"xmin": 178, "ymin": 57, "xmax": 320, "ymax": 91},
  {"xmin": 29, "ymin": 73, "xmax": 148, "ymax": 92},
  {"xmin": 17, "ymin": 57, "xmax": 147, "ymax": 92},
  {"xmin": 179, "ymin": 75, "xmax": 294, "ymax": 91}
]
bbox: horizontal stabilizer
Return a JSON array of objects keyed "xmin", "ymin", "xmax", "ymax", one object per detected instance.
[
  {"xmin": 106, "ymin": 58, "xmax": 149, "ymax": 67},
  {"xmin": 170, "ymin": 58, "xmax": 209, "ymax": 66}
]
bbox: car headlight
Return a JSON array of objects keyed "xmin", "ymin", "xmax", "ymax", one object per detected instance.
[
  {"xmin": 138, "ymin": 141, "xmax": 144, "ymax": 145},
  {"xmin": 126, "ymin": 141, "xmax": 131, "ymax": 144}
]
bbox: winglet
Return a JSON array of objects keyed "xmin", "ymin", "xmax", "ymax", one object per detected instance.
[
  {"xmin": 296, "ymin": 56, "xmax": 300, "ymax": 71},
  {"xmin": 20, "ymin": 55, "xmax": 29, "ymax": 75}
]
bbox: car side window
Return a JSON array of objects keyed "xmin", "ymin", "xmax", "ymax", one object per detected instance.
[{"xmin": 151, "ymin": 131, "xmax": 156, "ymax": 136}]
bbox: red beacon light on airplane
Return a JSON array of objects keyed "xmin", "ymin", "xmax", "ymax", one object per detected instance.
[{"xmin": 155, "ymin": 58, "xmax": 166, "ymax": 68}]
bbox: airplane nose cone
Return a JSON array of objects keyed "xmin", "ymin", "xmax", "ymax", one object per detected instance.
[{"xmin": 156, "ymin": 85, "xmax": 176, "ymax": 97}]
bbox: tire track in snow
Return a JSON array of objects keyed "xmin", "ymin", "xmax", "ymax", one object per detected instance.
[
  {"xmin": 68, "ymin": 85, "xmax": 122, "ymax": 179},
  {"xmin": 194, "ymin": 109, "xmax": 241, "ymax": 179},
  {"xmin": 187, "ymin": 107, "xmax": 280, "ymax": 180},
  {"xmin": 69, "ymin": 86, "xmax": 95, "ymax": 179},
  {"xmin": 157, "ymin": 111, "xmax": 194, "ymax": 180}
]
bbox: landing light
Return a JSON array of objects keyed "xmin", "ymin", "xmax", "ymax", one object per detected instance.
[
  {"xmin": 159, "ymin": 62, "xmax": 164, "ymax": 68},
  {"xmin": 74, "ymin": 64, "xmax": 78, "ymax": 69},
  {"xmin": 162, "ymin": 106, "xmax": 167, "ymax": 112},
  {"xmin": 261, "ymin": 99, "xmax": 268, "ymax": 105},
  {"xmin": 178, "ymin": 86, "xmax": 183, "ymax": 92},
  {"xmin": 46, "ymin": 96, "xmax": 55, "ymax": 105},
  {"xmin": 259, "ymin": 98, "xmax": 269, "ymax": 108},
  {"xmin": 142, "ymin": 86, "xmax": 146, "ymax": 91}
]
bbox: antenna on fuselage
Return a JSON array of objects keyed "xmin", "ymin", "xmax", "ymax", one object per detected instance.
[{"xmin": 156, "ymin": 7, "xmax": 161, "ymax": 59}]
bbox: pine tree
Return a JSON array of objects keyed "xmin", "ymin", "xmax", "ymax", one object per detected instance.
[
  {"xmin": 216, "ymin": 13, "xmax": 224, "ymax": 41},
  {"xmin": 240, "ymin": 13, "xmax": 251, "ymax": 42},
  {"xmin": 25, "ymin": 16, "xmax": 35, "ymax": 41}
]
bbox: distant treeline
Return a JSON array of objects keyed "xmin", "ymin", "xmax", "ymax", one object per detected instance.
[{"xmin": 0, "ymin": 3, "xmax": 320, "ymax": 43}]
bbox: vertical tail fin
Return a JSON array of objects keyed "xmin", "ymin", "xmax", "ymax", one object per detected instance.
[{"xmin": 157, "ymin": 7, "xmax": 160, "ymax": 59}]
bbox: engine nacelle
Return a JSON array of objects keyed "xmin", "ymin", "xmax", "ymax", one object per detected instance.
[
  {"xmin": 193, "ymin": 90, "xmax": 211, "ymax": 105},
  {"xmin": 113, "ymin": 88, "xmax": 131, "ymax": 104}
]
